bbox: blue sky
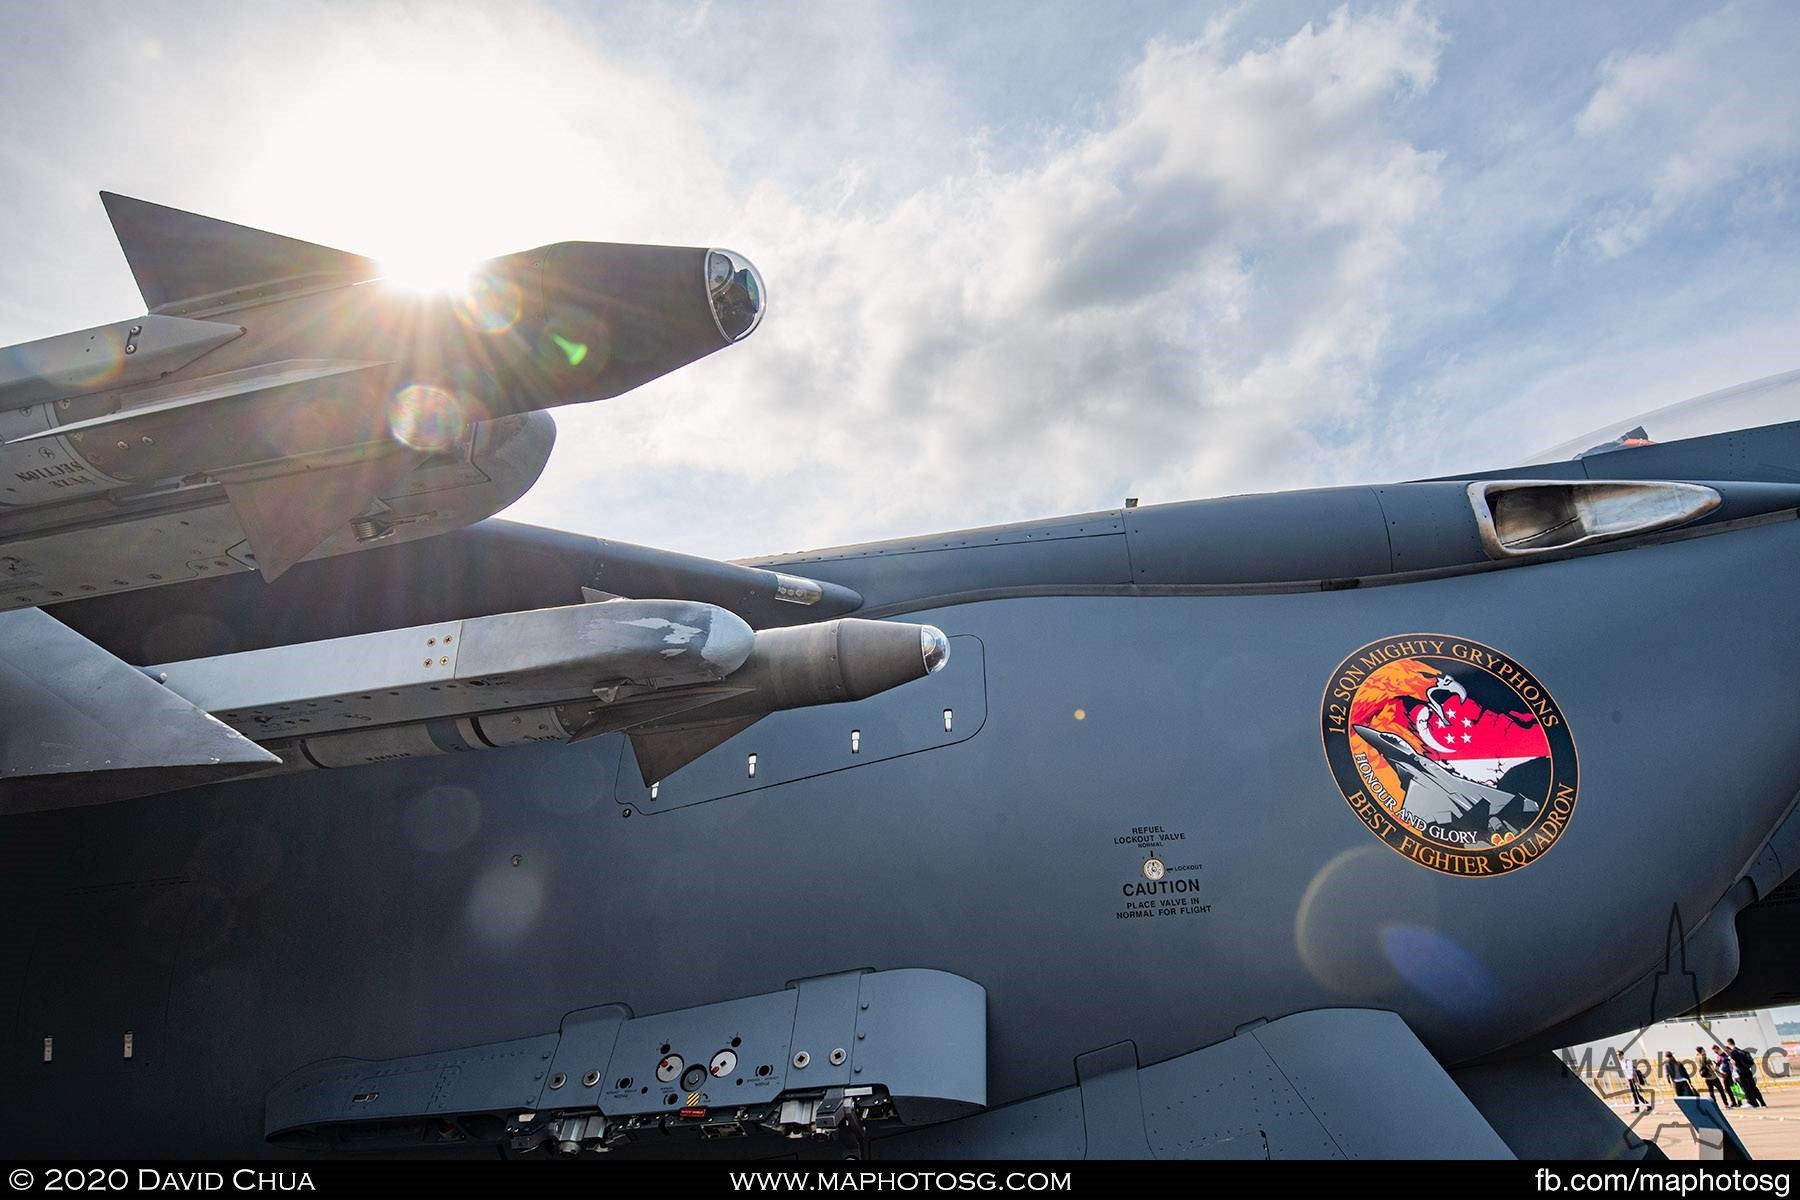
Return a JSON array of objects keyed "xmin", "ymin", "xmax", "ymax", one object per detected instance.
[{"xmin": 2, "ymin": 0, "xmax": 1799, "ymax": 558}]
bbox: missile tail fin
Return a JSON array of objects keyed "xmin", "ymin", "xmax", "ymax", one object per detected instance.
[
  {"xmin": 0, "ymin": 608, "xmax": 278, "ymax": 815},
  {"xmin": 220, "ymin": 448, "xmax": 426, "ymax": 582},
  {"xmin": 626, "ymin": 716, "xmax": 761, "ymax": 786},
  {"xmin": 101, "ymin": 192, "xmax": 379, "ymax": 314}
]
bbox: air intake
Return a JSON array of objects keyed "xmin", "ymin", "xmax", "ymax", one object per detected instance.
[{"xmin": 1468, "ymin": 480, "xmax": 1720, "ymax": 558}]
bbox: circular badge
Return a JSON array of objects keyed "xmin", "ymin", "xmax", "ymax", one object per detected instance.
[
  {"xmin": 1321, "ymin": 635, "xmax": 1577, "ymax": 877},
  {"xmin": 1143, "ymin": 857, "xmax": 1166, "ymax": 881}
]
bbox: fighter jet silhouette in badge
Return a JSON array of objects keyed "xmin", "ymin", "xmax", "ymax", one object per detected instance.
[{"xmin": 1353, "ymin": 722, "xmax": 1542, "ymax": 841}]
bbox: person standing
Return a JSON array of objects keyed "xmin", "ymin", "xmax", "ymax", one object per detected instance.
[
  {"xmin": 1728, "ymin": 1039, "xmax": 1767, "ymax": 1108},
  {"xmin": 1714, "ymin": 1045, "xmax": 1743, "ymax": 1107},
  {"xmin": 1696, "ymin": 1046, "xmax": 1729, "ymax": 1106},
  {"xmin": 1619, "ymin": 1050, "xmax": 1647, "ymax": 1111},
  {"xmin": 1663, "ymin": 1051, "xmax": 1697, "ymax": 1097}
]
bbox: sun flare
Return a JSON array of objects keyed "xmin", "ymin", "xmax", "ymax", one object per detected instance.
[{"xmin": 377, "ymin": 251, "xmax": 481, "ymax": 295}]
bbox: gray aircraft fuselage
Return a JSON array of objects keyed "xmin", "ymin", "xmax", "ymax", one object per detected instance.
[{"xmin": 5, "ymin": 418, "xmax": 1800, "ymax": 1158}]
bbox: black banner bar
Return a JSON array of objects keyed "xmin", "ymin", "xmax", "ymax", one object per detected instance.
[{"xmin": 1, "ymin": 1160, "xmax": 1795, "ymax": 1198}]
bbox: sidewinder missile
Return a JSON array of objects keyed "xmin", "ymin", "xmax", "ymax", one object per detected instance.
[
  {"xmin": 0, "ymin": 194, "xmax": 765, "ymax": 601},
  {"xmin": 147, "ymin": 602, "xmax": 947, "ymax": 779}
]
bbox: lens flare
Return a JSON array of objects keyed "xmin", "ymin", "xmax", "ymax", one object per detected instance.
[
  {"xmin": 1380, "ymin": 924, "xmax": 1501, "ymax": 1016},
  {"xmin": 464, "ymin": 863, "xmax": 544, "ymax": 947},
  {"xmin": 387, "ymin": 383, "xmax": 466, "ymax": 451},
  {"xmin": 23, "ymin": 330, "xmax": 128, "ymax": 391},
  {"xmin": 1295, "ymin": 844, "xmax": 1439, "ymax": 1000},
  {"xmin": 535, "ymin": 313, "xmax": 611, "ymax": 373},
  {"xmin": 455, "ymin": 276, "xmax": 522, "ymax": 334},
  {"xmin": 552, "ymin": 333, "xmax": 588, "ymax": 366}
]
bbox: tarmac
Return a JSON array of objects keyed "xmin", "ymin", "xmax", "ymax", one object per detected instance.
[{"xmin": 1594, "ymin": 1080, "xmax": 1800, "ymax": 1160}]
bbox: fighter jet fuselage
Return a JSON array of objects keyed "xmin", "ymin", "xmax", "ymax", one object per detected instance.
[{"xmin": 2, "ymin": 197, "xmax": 1799, "ymax": 1162}]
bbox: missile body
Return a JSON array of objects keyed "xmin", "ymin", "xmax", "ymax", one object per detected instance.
[
  {"xmin": 6, "ymin": 240, "xmax": 761, "ymax": 487},
  {"xmin": 0, "ymin": 195, "xmax": 764, "ymax": 600},
  {"xmin": 148, "ymin": 604, "xmax": 946, "ymax": 778}
]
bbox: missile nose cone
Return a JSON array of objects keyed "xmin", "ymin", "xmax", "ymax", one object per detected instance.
[
  {"xmin": 706, "ymin": 249, "xmax": 765, "ymax": 341},
  {"xmin": 701, "ymin": 606, "xmax": 758, "ymax": 676},
  {"xmin": 920, "ymin": 625, "xmax": 951, "ymax": 675}
]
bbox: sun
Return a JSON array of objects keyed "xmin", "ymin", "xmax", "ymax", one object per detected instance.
[{"xmin": 377, "ymin": 250, "xmax": 481, "ymax": 295}]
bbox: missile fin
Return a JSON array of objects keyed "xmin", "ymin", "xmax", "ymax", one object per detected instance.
[
  {"xmin": 626, "ymin": 716, "xmax": 761, "ymax": 785},
  {"xmin": 0, "ymin": 608, "xmax": 278, "ymax": 816},
  {"xmin": 220, "ymin": 448, "xmax": 427, "ymax": 582},
  {"xmin": 563, "ymin": 686, "xmax": 754, "ymax": 743},
  {"xmin": 5, "ymin": 359, "xmax": 390, "ymax": 445},
  {"xmin": 101, "ymin": 192, "xmax": 379, "ymax": 315}
]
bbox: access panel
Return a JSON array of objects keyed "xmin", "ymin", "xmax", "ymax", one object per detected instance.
[{"xmin": 265, "ymin": 968, "xmax": 986, "ymax": 1156}]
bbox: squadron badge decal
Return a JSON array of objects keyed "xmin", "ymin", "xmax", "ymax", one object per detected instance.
[{"xmin": 1321, "ymin": 635, "xmax": 1578, "ymax": 877}]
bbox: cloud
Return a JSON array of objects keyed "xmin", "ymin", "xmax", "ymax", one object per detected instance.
[
  {"xmin": 2, "ymin": 1, "xmax": 1798, "ymax": 563},
  {"xmin": 525, "ymin": 3, "xmax": 1450, "ymax": 551},
  {"xmin": 1572, "ymin": 0, "xmax": 1800, "ymax": 259}
]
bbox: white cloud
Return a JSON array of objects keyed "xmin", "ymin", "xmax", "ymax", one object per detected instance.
[
  {"xmin": 524, "ymin": 3, "xmax": 1450, "ymax": 551},
  {"xmin": 1572, "ymin": 0, "xmax": 1800, "ymax": 259},
  {"xmin": 3, "ymin": 1, "xmax": 1798, "ymax": 563}
]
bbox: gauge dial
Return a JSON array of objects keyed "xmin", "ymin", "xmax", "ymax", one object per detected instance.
[{"xmin": 709, "ymin": 1049, "xmax": 738, "ymax": 1078}]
